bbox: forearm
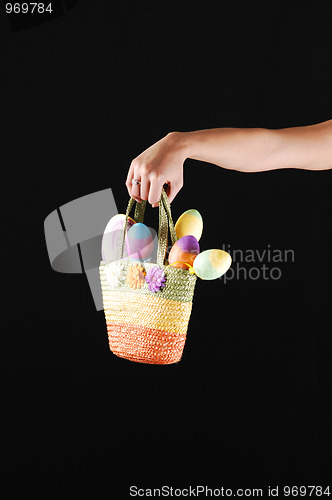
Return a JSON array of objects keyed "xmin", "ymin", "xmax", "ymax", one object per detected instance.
[
  {"xmin": 126, "ymin": 120, "xmax": 331, "ymax": 205},
  {"xmin": 177, "ymin": 120, "xmax": 332, "ymax": 172}
]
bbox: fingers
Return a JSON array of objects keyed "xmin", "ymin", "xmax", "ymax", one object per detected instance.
[
  {"xmin": 126, "ymin": 161, "xmax": 164, "ymax": 207},
  {"xmin": 148, "ymin": 177, "xmax": 165, "ymax": 208},
  {"xmin": 131, "ymin": 179, "xmax": 142, "ymax": 202},
  {"xmin": 140, "ymin": 176, "xmax": 163, "ymax": 208},
  {"xmin": 126, "ymin": 161, "xmax": 142, "ymax": 203},
  {"xmin": 140, "ymin": 177, "xmax": 150, "ymax": 203},
  {"xmin": 125, "ymin": 161, "xmax": 135, "ymax": 197},
  {"xmin": 125, "ymin": 160, "xmax": 183, "ymax": 206}
]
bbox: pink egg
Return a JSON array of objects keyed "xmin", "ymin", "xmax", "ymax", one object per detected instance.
[
  {"xmin": 125, "ymin": 223, "xmax": 154, "ymax": 260},
  {"xmin": 168, "ymin": 235, "xmax": 200, "ymax": 269},
  {"xmin": 102, "ymin": 214, "xmax": 136, "ymax": 261}
]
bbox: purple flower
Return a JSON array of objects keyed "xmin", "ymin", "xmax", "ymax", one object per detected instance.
[{"xmin": 145, "ymin": 266, "xmax": 166, "ymax": 292}]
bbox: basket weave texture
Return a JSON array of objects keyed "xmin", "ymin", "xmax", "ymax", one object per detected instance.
[{"xmin": 99, "ymin": 189, "xmax": 197, "ymax": 365}]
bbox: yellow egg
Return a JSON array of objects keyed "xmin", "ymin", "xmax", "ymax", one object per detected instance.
[
  {"xmin": 174, "ymin": 209, "xmax": 203, "ymax": 241},
  {"xmin": 193, "ymin": 249, "xmax": 232, "ymax": 280}
]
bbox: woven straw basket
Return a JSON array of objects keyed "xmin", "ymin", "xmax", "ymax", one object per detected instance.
[{"xmin": 99, "ymin": 189, "xmax": 197, "ymax": 364}]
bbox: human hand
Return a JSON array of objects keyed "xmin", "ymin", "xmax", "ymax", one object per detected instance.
[{"xmin": 126, "ymin": 132, "xmax": 188, "ymax": 207}]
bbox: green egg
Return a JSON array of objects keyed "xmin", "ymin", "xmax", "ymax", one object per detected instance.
[{"xmin": 193, "ymin": 249, "xmax": 232, "ymax": 280}]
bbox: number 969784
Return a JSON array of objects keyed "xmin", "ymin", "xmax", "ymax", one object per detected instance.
[{"xmin": 6, "ymin": 3, "xmax": 53, "ymax": 14}]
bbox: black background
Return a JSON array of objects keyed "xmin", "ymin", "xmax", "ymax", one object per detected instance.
[{"xmin": 1, "ymin": 1, "xmax": 332, "ymax": 496}]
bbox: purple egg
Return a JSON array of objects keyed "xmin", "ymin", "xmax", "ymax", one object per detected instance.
[
  {"xmin": 176, "ymin": 235, "xmax": 200, "ymax": 254},
  {"xmin": 168, "ymin": 235, "xmax": 200, "ymax": 269}
]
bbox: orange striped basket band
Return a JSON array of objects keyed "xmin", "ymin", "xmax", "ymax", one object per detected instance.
[{"xmin": 107, "ymin": 321, "xmax": 187, "ymax": 364}]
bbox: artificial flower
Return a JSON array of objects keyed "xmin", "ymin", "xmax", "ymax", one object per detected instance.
[
  {"xmin": 127, "ymin": 263, "xmax": 146, "ymax": 289},
  {"xmin": 145, "ymin": 266, "xmax": 166, "ymax": 292},
  {"xmin": 105, "ymin": 260, "xmax": 126, "ymax": 287}
]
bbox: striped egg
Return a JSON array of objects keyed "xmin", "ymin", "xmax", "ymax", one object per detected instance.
[
  {"xmin": 193, "ymin": 249, "xmax": 232, "ymax": 280},
  {"xmin": 168, "ymin": 235, "xmax": 200, "ymax": 270},
  {"xmin": 175, "ymin": 209, "xmax": 203, "ymax": 241},
  {"xmin": 125, "ymin": 223, "xmax": 154, "ymax": 260},
  {"xmin": 102, "ymin": 214, "xmax": 136, "ymax": 261}
]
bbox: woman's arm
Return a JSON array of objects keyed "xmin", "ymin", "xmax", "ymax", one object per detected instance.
[
  {"xmin": 183, "ymin": 119, "xmax": 332, "ymax": 172},
  {"xmin": 126, "ymin": 120, "xmax": 332, "ymax": 206}
]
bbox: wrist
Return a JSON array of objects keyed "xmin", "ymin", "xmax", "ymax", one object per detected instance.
[{"xmin": 165, "ymin": 131, "xmax": 193, "ymax": 161}]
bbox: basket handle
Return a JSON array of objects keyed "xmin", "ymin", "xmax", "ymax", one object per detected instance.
[
  {"xmin": 156, "ymin": 188, "xmax": 177, "ymax": 266},
  {"xmin": 133, "ymin": 198, "xmax": 147, "ymax": 223},
  {"xmin": 116, "ymin": 188, "xmax": 177, "ymax": 265}
]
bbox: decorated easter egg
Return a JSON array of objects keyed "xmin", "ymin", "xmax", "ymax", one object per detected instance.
[
  {"xmin": 168, "ymin": 235, "xmax": 200, "ymax": 269},
  {"xmin": 102, "ymin": 214, "xmax": 136, "ymax": 261},
  {"xmin": 125, "ymin": 223, "xmax": 154, "ymax": 260},
  {"xmin": 193, "ymin": 249, "xmax": 232, "ymax": 280},
  {"xmin": 175, "ymin": 209, "xmax": 203, "ymax": 241}
]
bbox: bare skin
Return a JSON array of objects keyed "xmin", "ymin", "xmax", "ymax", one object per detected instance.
[{"xmin": 126, "ymin": 119, "xmax": 332, "ymax": 207}]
